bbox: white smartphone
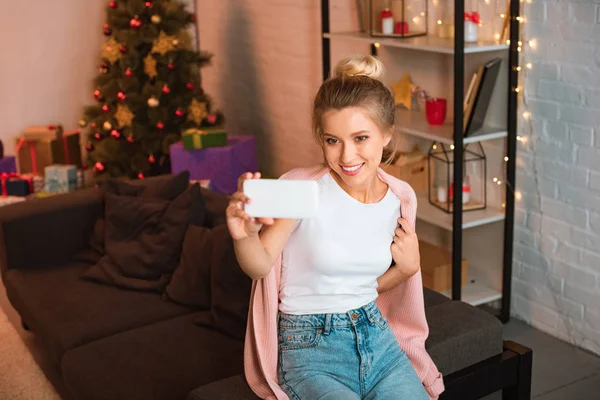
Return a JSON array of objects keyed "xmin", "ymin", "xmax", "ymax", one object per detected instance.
[{"xmin": 243, "ymin": 179, "xmax": 319, "ymax": 219}]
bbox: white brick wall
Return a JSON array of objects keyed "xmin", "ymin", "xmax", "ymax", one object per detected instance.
[{"xmin": 512, "ymin": 0, "xmax": 600, "ymax": 356}]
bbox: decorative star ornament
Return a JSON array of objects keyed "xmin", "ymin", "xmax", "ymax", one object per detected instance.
[
  {"xmin": 115, "ymin": 104, "xmax": 135, "ymax": 128},
  {"xmin": 187, "ymin": 99, "xmax": 208, "ymax": 125},
  {"xmin": 151, "ymin": 31, "xmax": 177, "ymax": 55},
  {"xmin": 391, "ymin": 72, "xmax": 414, "ymax": 110},
  {"xmin": 144, "ymin": 54, "xmax": 158, "ymax": 78},
  {"xmin": 101, "ymin": 37, "xmax": 122, "ymax": 64}
]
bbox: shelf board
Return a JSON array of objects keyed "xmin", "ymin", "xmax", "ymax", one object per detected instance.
[
  {"xmin": 440, "ymin": 267, "xmax": 502, "ymax": 306},
  {"xmin": 323, "ymin": 32, "xmax": 509, "ymax": 55},
  {"xmin": 396, "ymin": 108, "xmax": 507, "ymax": 145},
  {"xmin": 416, "ymin": 192, "xmax": 505, "ymax": 230}
]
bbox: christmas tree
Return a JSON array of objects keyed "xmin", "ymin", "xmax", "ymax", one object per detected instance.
[{"xmin": 80, "ymin": 0, "xmax": 223, "ymax": 181}]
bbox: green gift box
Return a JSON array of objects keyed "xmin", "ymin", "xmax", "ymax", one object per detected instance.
[{"xmin": 182, "ymin": 128, "xmax": 228, "ymax": 150}]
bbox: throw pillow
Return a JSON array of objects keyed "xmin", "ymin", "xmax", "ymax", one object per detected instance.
[
  {"xmin": 194, "ymin": 224, "xmax": 253, "ymax": 341},
  {"xmin": 163, "ymin": 225, "xmax": 213, "ymax": 309},
  {"xmin": 85, "ymin": 171, "xmax": 204, "ymax": 257},
  {"xmin": 82, "ymin": 183, "xmax": 203, "ymax": 292}
]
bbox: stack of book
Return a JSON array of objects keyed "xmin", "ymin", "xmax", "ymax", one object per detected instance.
[{"xmin": 463, "ymin": 57, "xmax": 502, "ymax": 137}]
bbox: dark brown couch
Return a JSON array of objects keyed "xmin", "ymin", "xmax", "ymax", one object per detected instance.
[{"xmin": 0, "ymin": 175, "xmax": 532, "ymax": 400}]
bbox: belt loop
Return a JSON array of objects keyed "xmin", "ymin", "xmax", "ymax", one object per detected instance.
[{"xmin": 323, "ymin": 314, "xmax": 332, "ymax": 335}]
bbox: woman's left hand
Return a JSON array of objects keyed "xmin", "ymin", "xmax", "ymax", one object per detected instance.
[{"xmin": 390, "ymin": 217, "xmax": 421, "ymax": 278}]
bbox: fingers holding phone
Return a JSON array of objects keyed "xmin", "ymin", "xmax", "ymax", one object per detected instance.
[{"xmin": 227, "ymin": 172, "xmax": 274, "ymax": 241}]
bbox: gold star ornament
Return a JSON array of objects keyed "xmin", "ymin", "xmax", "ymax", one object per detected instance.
[
  {"xmin": 151, "ymin": 31, "xmax": 177, "ymax": 55},
  {"xmin": 187, "ymin": 99, "xmax": 208, "ymax": 125},
  {"xmin": 144, "ymin": 54, "xmax": 157, "ymax": 78},
  {"xmin": 391, "ymin": 72, "xmax": 414, "ymax": 110},
  {"xmin": 101, "ymin": 37, "xmax": 122, "ymax": 64},
  {"xmin": 115, "ymin": 104, "xmax": 135, "ymax": 128}
]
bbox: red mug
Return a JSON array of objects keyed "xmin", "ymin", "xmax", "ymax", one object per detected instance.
[{"xmin": 425, "ymin": 98, "xmax": 447, "ymax": 125}]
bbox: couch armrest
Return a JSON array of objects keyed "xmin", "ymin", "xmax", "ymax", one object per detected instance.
[
  {"xmin": 187, "ymin": 375, "xmax": 259, "ymax": 400},
  {"xmin": 0, "ymin": 187, "xmax": 103, "ymax": 274}
]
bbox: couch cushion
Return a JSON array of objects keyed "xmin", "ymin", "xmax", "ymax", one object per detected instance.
[
  {"xmin": 425, "ymin": 300, "xmax": 503, "ymax": 376},
  {"xmin": 187, "ymin": 375, "xmax": 259, "ymax": 400},
  {"xmin": 3, "ymin": 262, "xmax": 192, "ymax": 363},
  {"xmin": 83, "ymin": 183, "xmax": 204, "ymax": 292},
  {"xmin": 194, "ymin": 225, "xmax": 252, "ymax": 341},
  {"xmin": 423, "ymin": 287, "xmax": 450, "ymax": 309},
  {"xmin": 163, "ymin": 225, "xmax": 212, "ymax": 309},
  {"xmin": 62, "ymin": 312, "xmax": 244, "ymax": 400}
]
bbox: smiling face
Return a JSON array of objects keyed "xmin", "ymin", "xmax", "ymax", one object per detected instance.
[{"xmin": 321, "ymin": 107, "xmax": 392, "ymax": 190}]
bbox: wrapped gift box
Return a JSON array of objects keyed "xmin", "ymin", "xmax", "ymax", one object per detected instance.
[
  {"xmin": 44, "ymin": 165, "xmax": 78, "ymax": 193},
  {"xmin": 16, "ymin": 125, "xmax": 82, "ymax": 176},
  {"xmin": 170, "ymin": 135, "xmax": 256, "ymax": 195},
  {"xmin": 182, "ymin": 127, "xmax": 228, "ymax": 150},
  {"xmin": 1, "ymin": 173, "xmax": 33, "ymax": 197},
  {"xmin": 0, "ymin": 156, "xmax": 17, "ymax": 174}
]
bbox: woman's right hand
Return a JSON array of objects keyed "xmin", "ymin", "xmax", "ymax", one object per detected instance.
[{"xmin": 226, "ymin": 172, "xmax": 275, "ymax": 241}]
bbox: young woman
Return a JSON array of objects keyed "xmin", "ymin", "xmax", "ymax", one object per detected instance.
[{"xmin": 226, "ymin": 54, "xmax": 444, "ymax": 400}]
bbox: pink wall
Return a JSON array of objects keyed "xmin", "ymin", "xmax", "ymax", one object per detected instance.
[
  {"xmin": 195, "ymin": 0, "xmax": 329, "ymax": 176},
  {"xmin": 0, "ymin": 0, "xmax": 105, "ymax": 156}
]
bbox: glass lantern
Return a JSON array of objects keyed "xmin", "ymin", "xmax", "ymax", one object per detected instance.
[
  {"xmin": 369, "ymin": 0, "xmax": 428, "ymax": 38},
  {"xmin": 427, "ymin": 142, "xmax": 487, "ymax": 213}
]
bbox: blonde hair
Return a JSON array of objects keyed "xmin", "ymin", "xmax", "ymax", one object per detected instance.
[{"xmin": 312, "ymin": 54, "xmax": 397, "ymax": 166}]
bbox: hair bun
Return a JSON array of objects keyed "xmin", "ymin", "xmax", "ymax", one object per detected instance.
[{"xmin": 332, "ymin": 54, "xmax": 385, "ymax": 80}]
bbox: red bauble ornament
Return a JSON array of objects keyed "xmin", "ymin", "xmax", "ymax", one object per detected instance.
[
  {"xmin": 109, "ymin": 1, "xmax": 117, "ymax": 8},
  {"xmin": 103, "ymin": 24, "xmax": 112, "ymax": 36},
  {"xmin": 130, "ymin": 16, "xmax": 142, "ymax": 29},
  {"xmin": 102, "ymin": 105, "xmax": 110, "ymax": 112},
  {"xmin": 148, "ymin": 155, "xmax": 156, "ymax": 164},
  {"xmin": 48, "ymin": 124, "xmax": 56, "ymax": 130},
  {"xmin": 120, "ymin": 45, "xmax": 128, "ymax": 54},
  {"xmin": 175, "ymin": 109, "xmax": 184, "ymax": 117},
  {"xmin": 82, "ymin": 163, "xmax": 88, "ymax": 170},
  {"xmin": 127, "ymin": 135, "xmax": 135, "ymax": 143},
  {"xmin": 91, "ymin": 122, "xmax": 97, "ymax": 128},
  {"xmin": 94, "ymin": 132, "xmax": 102, "ymax": 140},
  {"xmin": 94, "ymin": 89, "xmax": 102, "ymax": 100},
  {"xmin": 167, "ymin": 63, "xmax": 175, "ymax": 70},
  {"xmin": 186, "ymin": 82, "xmax": 195, "ymax": 91},
  {"xmin": 145, "ymin": 1, "xmax": 153, "ymax": 8},
  {"xmin": 162, "ymin": 84, "xmax": 170, "ymax": 94},
  {"xmin": 156, "ymin": 122, "xmax": 165, "ymax": 130},
  {"xmin": 190, "ymin": 13, "xmax": 197, "ymax": 22},
  {"xmin": 138, "ymin": 172, "xmax": 145, "ymax": 179},
  {"xmin": 111, "ymin": 129, "xmax": 121, "ymax": 139},
  {"xmin": 117, "ymin": 92, "xmax": 126, "ymax": 101},
  {"xmin": 86, "ymin": 143, "xmax": 94, "ymax": 151},
  {"xmin": 207, "ymin": 114, "xmax": 217, "ymax": 124},
  {"xmin": 94, "ymin": 162, "xmax": 105, "ymax": 172},
  {"xmin": 125, "ymin": 68, "xmax": 133, "ymax": 77}
]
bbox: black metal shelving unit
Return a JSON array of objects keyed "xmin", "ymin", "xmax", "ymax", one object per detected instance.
[{"xmin": 320, "ymin": 0, "xmax": 519, "ymax": 323}]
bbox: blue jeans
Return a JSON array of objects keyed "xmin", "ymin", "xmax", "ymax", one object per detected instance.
[{"xmin": 277, "ymin": 301, "xmax": 429, "ymax": 400}]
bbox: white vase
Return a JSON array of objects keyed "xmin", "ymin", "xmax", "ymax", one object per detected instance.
[{"xmin": 465, "ymin": 21, "xmax": 478, "ymax": 43}]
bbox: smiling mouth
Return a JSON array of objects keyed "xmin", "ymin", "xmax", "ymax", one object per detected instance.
[{"xmin": 340, "ymin": 163, "xmax": 365, "ymax": 175}]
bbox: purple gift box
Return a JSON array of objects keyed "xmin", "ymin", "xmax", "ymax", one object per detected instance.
[
  {"xmin": 170, "ymin": 135, "xmax": 257, "ymax": 195},
  {"xmin": 0, "ymin": 156, "xmax": 17, "ymax": 174}
]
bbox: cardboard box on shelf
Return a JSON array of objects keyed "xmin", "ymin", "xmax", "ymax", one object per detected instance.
[
  {"xmin": 419, "ymin": 240, "xmax": 469, "ymax": 292},
  {"xmin": 382, "ymin": 150, "xmax": 431, "ymax": 193}
]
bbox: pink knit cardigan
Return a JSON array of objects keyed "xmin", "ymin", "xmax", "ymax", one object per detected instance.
[{"xmin": 243, "ymin": 164, "xmax": 445, "ymax": 399}]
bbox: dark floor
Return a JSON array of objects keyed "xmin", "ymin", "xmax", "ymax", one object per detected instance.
[
  {"xmin": 1, "ymin": 277, "xmax": 599, "ymax": 399},
  {"xmin": 482, "ymin": 318, "xmax": 600, "ymax": 399}
]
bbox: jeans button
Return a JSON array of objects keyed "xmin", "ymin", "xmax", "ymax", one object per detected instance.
[{"xmin": 352, "ymin": 313, "xmax": 359, "ymax": 320}]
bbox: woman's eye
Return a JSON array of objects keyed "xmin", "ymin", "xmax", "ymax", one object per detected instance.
[
  {"xmin": 356, "ymin": 136, "xmax": 368, "ymax": 142},
  {"xmin": 325, "ymin": 138, "xmax": 338, "ymax": 145}
]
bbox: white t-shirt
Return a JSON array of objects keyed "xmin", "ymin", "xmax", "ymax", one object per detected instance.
[{"xmin": 278, "ymin": 171, "xmax": 401, "ymax": 315}]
